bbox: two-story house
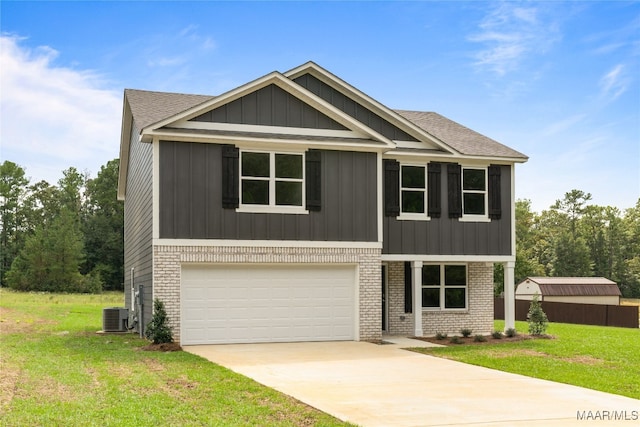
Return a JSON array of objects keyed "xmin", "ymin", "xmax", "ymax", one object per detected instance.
[{"xmin": 118, "ymin": 62, "xmax": 527, "ymax": 345}]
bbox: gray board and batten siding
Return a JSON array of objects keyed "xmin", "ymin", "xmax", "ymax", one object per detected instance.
[
  {"xmin": 293, "ymin": 73, "xmax": 419, "ymax": 142},
  {"xmin": 190, "ymin": 84, "xmax": 348, "ymax": 130},
  {"xmin": 123, "ymin": 120, "xmax": 154, "ymax": 334},
  {"xmin": 159, "ymin": 141, "xmax": 378, "ymax": 242},
  {"xmin": 383, "ymin": 164, "xmax": 513, "ymax": 256}
]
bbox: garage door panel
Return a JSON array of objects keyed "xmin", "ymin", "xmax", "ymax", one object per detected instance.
[{"xmin": 181, "ymin": 264, "xmax": 356, "ymax": 344}]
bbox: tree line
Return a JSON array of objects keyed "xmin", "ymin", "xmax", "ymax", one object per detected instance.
[
  {"xmin": 502, "ymin": 190, "xmax": 640, "ymax": 298},
  {"xmin": 1, "ymin": 160, "xmax": 639, "ymax": 297},
  {"xmin": 1, "ymin": 159, "xmax": 123, "ymax": 292}
]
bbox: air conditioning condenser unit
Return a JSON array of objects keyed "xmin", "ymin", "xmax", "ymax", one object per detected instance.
[{"xmin": 102, "ymin": 307, "xmax": 129, "ymax": 332}]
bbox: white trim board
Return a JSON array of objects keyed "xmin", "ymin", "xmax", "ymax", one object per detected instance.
[
  {"xmin": 154, "ymin": 239, "xmax": 383, "ymax": 249},
  {"xmin": 382, "ymin": 254, "xmax": 514, "ymax": 263}
]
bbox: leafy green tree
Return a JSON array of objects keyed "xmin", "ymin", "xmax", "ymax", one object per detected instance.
[
  {"xmin": 551, "ymin": 189, "xmax": 592, "ymax": 239},
  {"xmin": 6, "ymin": 207, "xmax": 99, "ymax": 293},
  {"xmin": 494, "ymin": 199, "xmax": 544, "ymax": 295},
  {"xmin": 23, "ymin": 180, "xmax": 61, "ymax": 230},
  {"xmin": 552, "ymin": 231, "xmax": 592, "ymax": 276},
  {"xmin": 0, "ymin": 161, "xmax": 30, "ymax": 286},
  {"xmin": 58, "ymin": 167, "xmax": 86, "ymax": 217},
  {"xmin": 532, "ymin": 208, "xmax": 566, "ymax": 275},
  {"xmin": 621, "ymin": 200, "xmax": 640, "ymax": 297},
  {"xmin": 82, "ymin": 159, "xmax": 124, "ymax": 290}
]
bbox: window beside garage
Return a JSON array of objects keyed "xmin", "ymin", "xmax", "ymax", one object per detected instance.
[{"xmin": 422, "ymin": 264, "xmax": 467, "ymax": 310}]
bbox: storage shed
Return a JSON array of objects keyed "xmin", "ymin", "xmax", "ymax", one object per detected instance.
[{"xmin": 516, "ymin": 277, "xmax": 621, "ymax": 306}]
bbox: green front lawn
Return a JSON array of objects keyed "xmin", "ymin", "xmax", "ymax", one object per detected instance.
[
  {"xmin": 0, "ymin": 290, "xmax": 351, "ymax": 426},
  {"xmin": 413, "ymin": 320, "xmax": 640, "ymax": 399}
]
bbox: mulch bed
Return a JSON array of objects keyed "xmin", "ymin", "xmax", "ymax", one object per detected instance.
[
  {"xmin": 141, "ymin": 342, "xmax": 183, "ymax": 352},
  {"xmin": 413, "ymin": 333, "xmax": 554, "ymax": 346}
]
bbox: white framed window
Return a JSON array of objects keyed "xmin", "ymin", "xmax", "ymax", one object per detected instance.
[
  {"xmin": 421, "ymin": 264, "xmax": 467, "ymax": 310},
  {"xmin": 399, "ymin": 164, "xmax": 429, "ymax": 219},
  {"xmin": 240, "ymin": 150, "xmax": 305, "ymax": 212},
  {"xmin": 462, "ymin": 167, "xmax": 487, "ymax": 218}
]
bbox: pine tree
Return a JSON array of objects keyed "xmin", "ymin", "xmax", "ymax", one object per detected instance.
[
  {"xmin": 527, "ymin": 294, "xmax": 548, "ymax": 336},
  {"xmin": 6, "ymin": 208, "xmax": 90, "ymax": 292},
  {"xmin": 145, "ymin": 299, "xmax": 174, "ymax": 344}
]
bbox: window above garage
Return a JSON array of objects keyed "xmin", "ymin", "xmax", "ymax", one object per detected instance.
[
  {"xmin": 240, "ymin": 151, "xmax": 305, "ymax": 212},
  {"xmin": 221, "ymin": 145, "xmax": 322, "ymax": 215}
]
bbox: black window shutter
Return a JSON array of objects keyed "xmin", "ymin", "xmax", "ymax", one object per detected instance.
[
  {"xmin": 427, "ymin": 162, "xmax": 441, "ymax": 218},
  {"xmin": 404, "ymin": 261, "xmax": 413, "ymax": 313},
  {"xmin": 384, "ymin": 159, "xmax": 400, "ymax": 217},
  {"xmin": 305, "ymin": 150, "xmax": 322, "ymax": 211},
  {"xmin": 221, "ymin": 145, "xmax": 239, "ymax": 209},
  {"xmin": 488, "ymin": 164, "xmax": 502, "ymax": 219},
  {"xmin": 447, "ymin": 163, "xmax": 462, "ymax": 218}
]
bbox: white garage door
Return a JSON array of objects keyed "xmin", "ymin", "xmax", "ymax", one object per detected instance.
[{"xmin": 181, "ymin": 264, "xmax": 357, "ymax": 345}]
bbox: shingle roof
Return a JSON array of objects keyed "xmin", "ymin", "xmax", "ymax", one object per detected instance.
[
  {"xmin": 519, "ymin": 277, "xmax": 621, "ymax": 297},
  {"xmin": 125, "ymin": 89, "xmax": 214, "ymax": 130},
  {"xmin": 124, "ymin": 89, "xmax": 527, "ymax": 160},
  {"xmin": 394, "ymin": 110, "xmax": 528, "ymax": 160}
]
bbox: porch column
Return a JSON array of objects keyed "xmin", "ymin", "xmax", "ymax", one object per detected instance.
[
  {"xmin": 412, "ymin": 261, "xmax": 423, "ymax": 336},
  {"xmin": 503, "ymin": 261, "xmax": 516, "ymax": 331}
]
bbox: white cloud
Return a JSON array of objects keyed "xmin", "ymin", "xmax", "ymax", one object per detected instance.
[
  {"xmin": 469, "ymin": 3, "xmax": 560, "ymax": 76},
  {"xmin": 542, "ymin": 114, "xmax": 587, "ymax": 136},
  {"xmin": 0, "ymin": 35, "xmax": 121, "ymax": 184},
  {"xmin": 599, "ymin": 64, "xmax": 629, "ymax": 101}
]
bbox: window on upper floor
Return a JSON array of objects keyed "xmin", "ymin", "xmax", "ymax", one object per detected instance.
[
  {"xmin": 422, "ymin": 264, "xmax": 467, "ymax": 310},
  {"xmin": 240, "ymin": 151, "xmax": 304, "ymax": 209},
  {"xmin": 400, "ymin": 165, "xmax": 427, "ymax": 216},
  {"xmin": 462, "ymin": 167, "xmax": 487, "ymax": 217},
  {"xmin": 384, "ymin": 160, "xmax": 441, "ymax": 219}
]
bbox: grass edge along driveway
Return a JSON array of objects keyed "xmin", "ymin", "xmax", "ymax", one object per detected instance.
[
  {"xmin": 412, "ymin": 320, "xmax": 640, "ymax": 400},
  {"xmin": 0, "ymin": 290, "xmax": 353, "ymax": 427}
]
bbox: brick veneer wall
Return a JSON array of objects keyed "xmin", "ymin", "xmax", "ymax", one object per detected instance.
[
  {"xmin": 386, "ymin": 261, "xmax": 494, "ymax": 336},
  {"xmin": 153, "ymin": 244, "xmax": 382, "ymax": 344}
]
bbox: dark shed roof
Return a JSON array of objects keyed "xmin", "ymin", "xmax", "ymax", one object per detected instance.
[{"xmin": 519, "ymin": 277, "xmax": 621, "ymax": 297}]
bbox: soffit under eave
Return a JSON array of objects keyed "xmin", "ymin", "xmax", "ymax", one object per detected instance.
[
  {"xmin": 384, "ymin": 148, "xmax": 528, "ymax": 164},
  {"xmin": 144, "ymin": 128, "xmax": 392, "ymax": 152},
  {"xmin": 284, "ymin": 62, "xmax": 456, "ymax": 155},
  {"xmin": 139, "ymin": 72, "xmax": 396, "ymax": 150}
]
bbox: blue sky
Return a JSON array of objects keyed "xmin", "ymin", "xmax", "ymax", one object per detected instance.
[{"xmin": 1, "ymin": 1, "xmax": 638, "ymax": 212}]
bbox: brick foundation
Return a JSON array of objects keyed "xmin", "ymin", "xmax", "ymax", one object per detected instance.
[
  {"xmin": 152, "ymin": 244, "xmax": 382, "ymax": 344},
  {"xmin": 386, "ymin": 261, "xmax": 494, "ymax": 336}
]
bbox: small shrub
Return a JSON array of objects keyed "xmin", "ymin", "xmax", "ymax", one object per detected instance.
[
  {"xmin": 474, "ymin": 335, "xmax": 487, "ymax": 342},
  {"xmin": 435, "ymin": 332, "xmax": 448, "ymax": 340},
  {"xmin": 449, "ymin": 336, "xmax": 462, "ymax": 344},
  {"xmin": 460, "ymin": 328, "xmax": 472, "ymax": 338},
  {"xmin": 492, "ymin": 330, "xmax": 503, "ymax": 339},
  {"xmin": 145, "ymin": 299, "xmax": 174, "ymax": 344},
  {"xmin": 527, "ymin": 294, "xmax": 549, "ymax": 336},
  {"xmin": 505, "ymin": 328, "xmax": 518, "ymax": 338}
]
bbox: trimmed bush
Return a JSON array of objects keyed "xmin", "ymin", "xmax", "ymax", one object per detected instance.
[
  {"xmin": 460, "ymin": 328, "xmax": 473, "ymax": 338},
  {"xmin": 435, "ymin": 332, "xmax": 448, "ymax": 340},
  {"xmin": 474, "ymin": 335, "xmax": 487, "ymax": 342},
  {"xmin": 505, "ymin": 328, "xmax": 518, "ymax": 338},
  {"xmin": 145, "ymin": 299, "xmax": 174, "ymax": 344},
  {"xmin": 527, "ymin": 294, "xmax": 549, "ymax": 336},
  {"xmin": 492, "ymin": 330, "xmax": 503, "ymax": 339},
  {"xmin": 449, "ymin": 336, "xmax": 462, "ymax": 344}
]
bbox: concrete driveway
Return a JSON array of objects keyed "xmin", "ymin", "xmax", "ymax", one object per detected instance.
[{"xmin": 185, "ymin": 338, "xmax": 639, "ymax": 427}]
